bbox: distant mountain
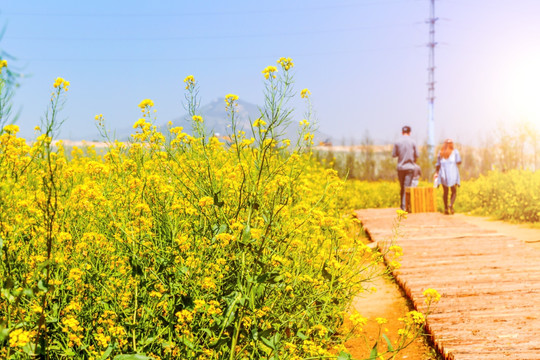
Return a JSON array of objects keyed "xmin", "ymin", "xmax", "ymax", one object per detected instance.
[
  {"xmin": 162, "ymin": 98, "xmax": 259, "ymax": 137},
  {"xmin": 111, "ymin": 98, "xmax": 331, "ymax": 144}
]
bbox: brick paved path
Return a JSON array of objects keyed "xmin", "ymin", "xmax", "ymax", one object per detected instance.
[{"xmin": 355, "ymin": 208, "xmax": 540, "ymax": 360}]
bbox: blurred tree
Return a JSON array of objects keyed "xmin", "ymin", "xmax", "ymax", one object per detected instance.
[
  {"xmin": 458, "ymin": 144, "xmax": 480, "ymax": 180},
  {"xmin": 358, "ymin": 130, "xmax": 376, "ymax": 180},
  {"xmin": 325, "ymin": 148, "xmax": 336, "ymax": 170},
  {"xmin": 377, "ymin": 150, "xmax": 396, "ymax": 181},
  {"xmin": 416, "ymin": 141, "xmax": 434, "ymax": 181},
  {"xmin": 496, "ymin": 125, "xmax": 520, "ymax": 171},
  {"xmin": 519, "ymin": 120, "xmax": 539, "ymax": 171},
  {"xmin": 344, "ymin": 138, "xmax": 358, "ymax": 179}
]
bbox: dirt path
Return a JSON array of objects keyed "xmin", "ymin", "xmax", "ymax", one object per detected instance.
[
  {"xmin": 345, "ymin": 271, "xmax": 441, "ymax": 359},
  {"xmin": 453, "ymin": 213, "xmax": 540, "ymax": 245},
  {"xmin": 346, "ymin": 212, "xmax": 540, "ymax": 360}
]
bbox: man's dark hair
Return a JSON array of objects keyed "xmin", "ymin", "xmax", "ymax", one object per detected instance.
[{"xmin": 402, "ymin": 125, "xmax": 411, "ymax": 134}]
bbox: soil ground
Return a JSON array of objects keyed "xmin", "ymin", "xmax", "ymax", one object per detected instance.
[
  {"xmin": 345, "ymin": 213, "xmax": 540, "ymax": 360},
  {"xmin": 344, "ymin": 268, "xmax": 442, "ymax": 360}
]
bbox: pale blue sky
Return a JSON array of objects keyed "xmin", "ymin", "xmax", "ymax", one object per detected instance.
[{"xmin": 2, "ymin": 0, "xmax": 540, "ymax": 145}]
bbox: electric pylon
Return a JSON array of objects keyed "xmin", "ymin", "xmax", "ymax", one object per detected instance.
[{"xmin": 427, "ymin": 0, "xmax": 437, "ymax": 159}]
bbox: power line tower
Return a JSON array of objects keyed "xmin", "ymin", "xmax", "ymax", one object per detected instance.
[{"xmin": 427, "ymin": 0, "xmax": 437, "ymax": 160}]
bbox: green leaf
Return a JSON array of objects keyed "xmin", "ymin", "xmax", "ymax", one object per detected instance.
[
  {"xmin": 337, "ymin": 351, "xmax": 353, "ymax": 360},
  {"xmin": 37, "ymin": 280, "xmax": 48, "ymax": 292},
  {"xmin": 113, "ymin": 354, "xmax": 153, "ymax": 360},
  {"xmin": 99, "ymin": 346, "xmax": 114, "ymax": 360},
  {"xmin": 256, "ymin": 271, "xmax": 282, "ymax": 284},
  {"xmin": 64, "ymin": 348, "xmax": 76, "ymax": 356},
  {"xmin": 251, "ymin": 327, "xmax": 259, "ymax": 341},
  {"xmin": 382, "ymin": 333, "xmax": 394, "ymax": 352},
  {"xmin": 128, "ymin": 256, "xmax": 143, "ymax": 276},
  {"xmin": 261, "ymin": 333, "xmax": 281, "ymax": 351},
  {"xmin": 1, "ymin": 289, "xmax": 15, "ymax": 303},
  {"xmin": 321, "ymin": 260, "xmax": 333, "ymax": 281},
  {"xmin": 21, "ymin": 342, "xmax": 39, "ymax": 356},
  {"xmin": 0, "ymin": 236, "xmax": 3, "ymax": 251},
  {"xmin": 257, "ymin": 328, "xmax": 273, "ymax": 340},
  {"xmin": 3, "ymin": 276, "xmax": 14, "ymax": 289},
  {"xmin": 212, "ymin": 223, "xmax": 227, "ymax": 234},
  {"xmin": 369, "ymin": 342, "xmax": 378, "ymax": 359},
  {"xmin": 200, "ymin": 328, "xmax": 213, "ymax": 337},
  {"xmin": 213, "ymin": 193, "xmax": 224, "ymax": 207},
  {"xmin": 179, "ymin": 336, "xmax": 195, "ymax": 350},
  {"xmin": 177, "ymin": 266, "xmax": 189, "ymax": 276},
  {"xmin": 222, "ymin": 291, "xmax": 245, "ymax": 327},
  {"xmin": 241, "ymin": 227, "xmax": 251, "ymax": 243},
  {"xmin": 0, "ymin": 326, "xmax": 9, "ymax": 342},
  {"xmin": 46, "ymin": 316, "xmax": 59, "ymax": 324},
  {"xmin": 37, "ymin": 259, "xmax": 52, "ymax": 271},
  {"xmin": 142, "ymin": 336, "xmax": 155, "ymax": 346},
  {"xmin": 261, "ymin": 336, "xmax": 274, "ymax": 350}
]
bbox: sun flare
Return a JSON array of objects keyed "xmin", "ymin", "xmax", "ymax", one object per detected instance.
[{"xmin": 503, "ymin": 53, "xmax": 540, "ymax": 127}]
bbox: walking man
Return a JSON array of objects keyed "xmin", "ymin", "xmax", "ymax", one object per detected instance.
[{"xmin": 392, "ymin": 125, "xmax": 418, "ymax": 211}]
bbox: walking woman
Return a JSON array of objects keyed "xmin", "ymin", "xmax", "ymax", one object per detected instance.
[{"xmin": 435, "ymin": 139, "xmax": 461, "ymax": 214}]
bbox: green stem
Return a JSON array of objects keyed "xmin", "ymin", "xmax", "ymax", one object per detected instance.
[
  {"xmin": 229, "ymin": 309, "xmax": 244, "ymax": 360},
  {"xmin": 133, "ymin": 282, "xmax": 138, "ymax": 352}
]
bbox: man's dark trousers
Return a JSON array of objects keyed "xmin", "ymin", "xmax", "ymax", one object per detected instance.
[{"xmin": 398, "ymin": 169, "xmax": 414, "ymax": 211}]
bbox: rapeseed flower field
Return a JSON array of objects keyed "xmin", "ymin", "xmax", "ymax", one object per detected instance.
[
  {"xmin": 457, "ymin": 169, "xmax": 540, "ymax": 223},
  {"xmin": 0, "ymin": 59, "xmax": 434, "ymax": 359}
]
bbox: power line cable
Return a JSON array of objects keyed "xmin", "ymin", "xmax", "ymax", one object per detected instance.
[
  {"xmin": 16, "ymin": 45, "xmax": 422, "ymax": 63},
  {"xmin": 4, "ymin": 23, "xmax": 421, "ymax": 42},
  {"xmin": 1, "ymin": 0, "xmax": 422, "ymax": 17}
]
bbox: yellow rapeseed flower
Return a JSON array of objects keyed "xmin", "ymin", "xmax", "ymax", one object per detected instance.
[
  {"xmin": 53, "ymin": 77, "xmax": 70, "ymax": 91},
  {"xmin": 409, "ymin": 311, "xmax": 425, "ymax": 325},
  {"xmin": 201, "ymin": 277, "xmax": 216, "ymax": 290},
  {"xmin": 309, "ymin": 324, "xmax": 328, "ymax": 337},
  {"xmin": 68, "ymin": 267, "xmax": 84, "ymax": 281},
  {"xmin": 262, "ymin": 65, "xmax": 278, "ymax": 79},
  {"xmin": 95, "ymin": 332, "xmax": 111, "ymax": 348},
  {"xmin": 225, "ymin": 94, "xmax": 239, "ymax": 107},
  {"xmin": 138, "ymin": 99, "xmax": 154, "ymax": 109},
  {"xmin": 389, "ymin": 245, "xmax": 403, "ymax": 257},
  {"xmin": 396, "ymin": 209, "xmax": 408, "ymax": 219},
  {"xmin": 300, "ymin": 88, "xmax": 311, "ymax": 98},
  {"xmin": 277, "ymin": 57, "xmax": 294, "ymax": 71},
  {"xmin": 184, "ymin": 75, "xmax": 195, "ymax": 89},
  {"xmin": 9, "ymin": 328, "xmax": 32, "ymax": 348},
  {"xmin": 423, "ymin": 288, "xmax": 441, "ymax": 304},
  {"xmin": 192, "ymin": 115, "xmax": 203, "ymax": 123},
  {"xmin": 95, "ymin": 114, "xmax": 104, "ymax": 126},
  {"xmin": 349, "ymin": 313, "xmax": 367, "ymax": 328},
  {"xmin": 303, "ymin": 133, "xmax": 314, "ymax": 143},
  {"xmin": 31, "ymin": 304, "xmax": 43, "ymax": 314},
  {"xmin": 133, "ymin": 118, "xmax": 147, "ymax": 129},
  {"xmin": 0, "ymin": 59, "xmax": 7, "ymax": 73},
  {"xmin": 3, "ymin": 124, "xmax": 20, "ymax": 134},
  {"xmin": 216, "ymin": 233, "xmax": 233, "ymax": 246},
  {"xmin": 198, "ymin": 196, "xmax": 214, "ymax": 207},
  {"xmin": 174, "ymin": 309, "xmax": 193, "ymax": 323},
  {"xmin": 399, "ymin": 311, "xmax": 425, "ymax": 327},
  {"xmin": 253, "ymin": 118, "xmax": 267, "ymax": 127}
]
